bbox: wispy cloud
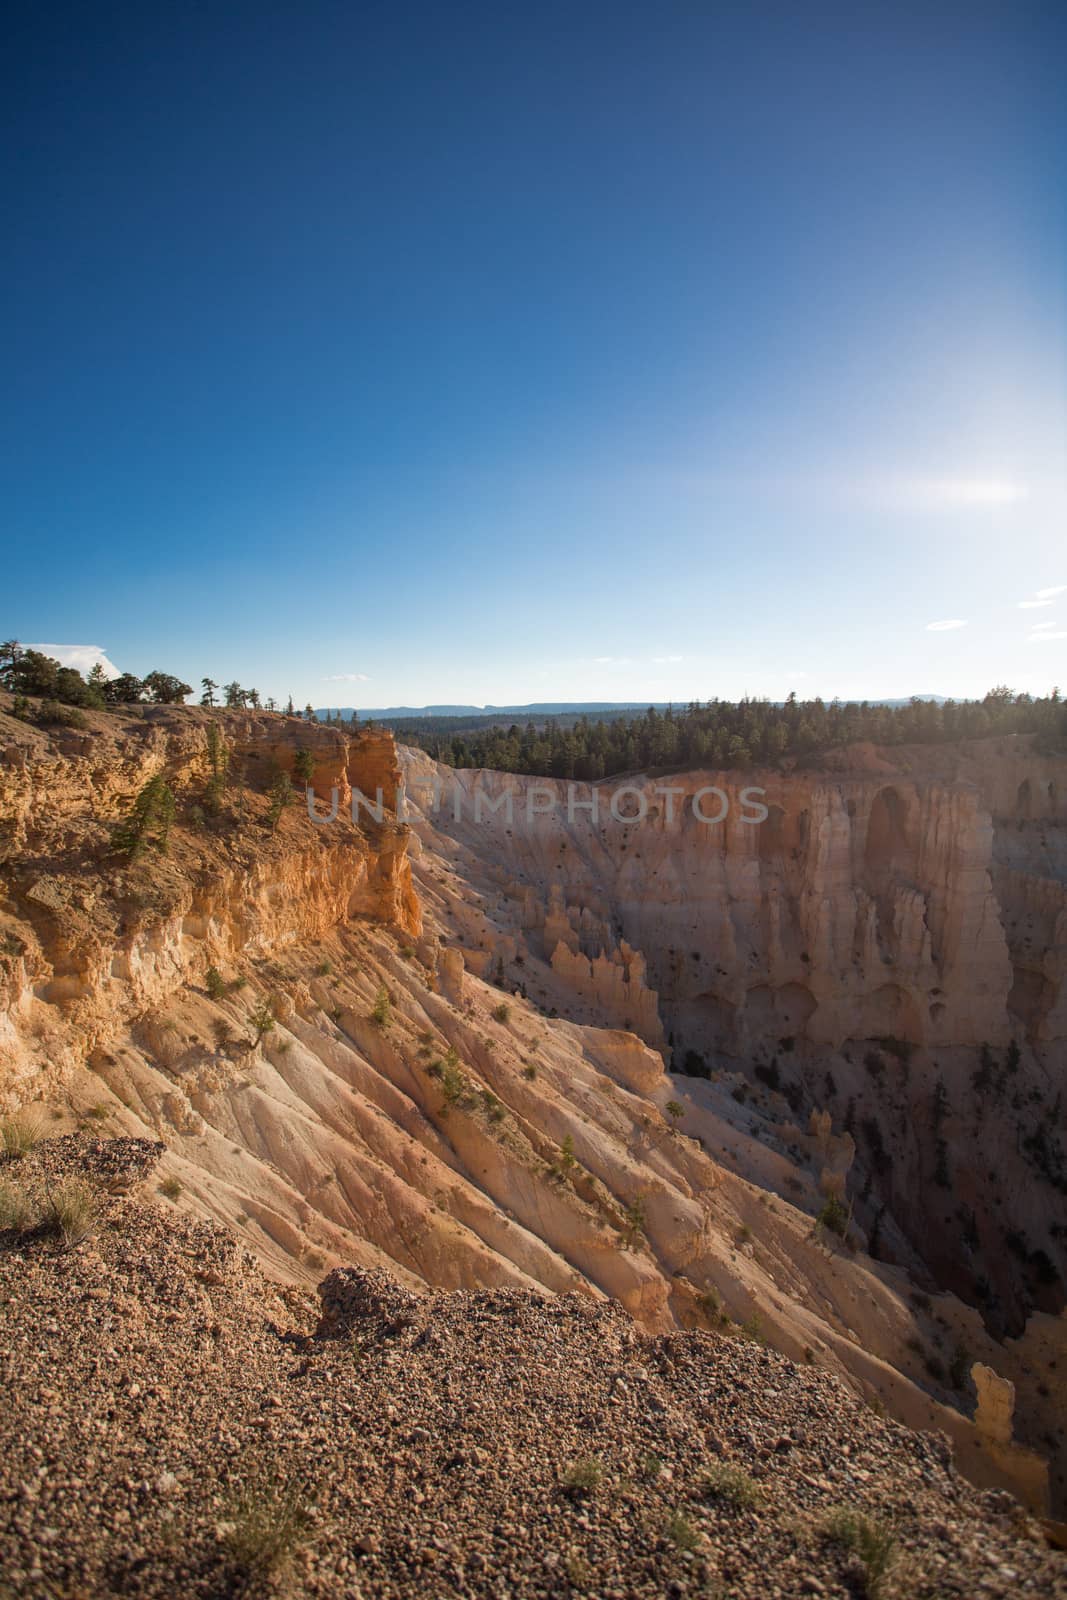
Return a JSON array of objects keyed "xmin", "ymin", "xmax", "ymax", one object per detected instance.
[
  {"xmin": 652, "ymin": 654, "xmax": 683, "ymax": 664},
  {"xmin": 28, "ymin": 643, "xmax": 121, "ymax": 678},
  {"xmin": 925, "ymin": 619, "xmax": 967, "ymax": 631},
  {"xmin": 1018, "ymin": 599, "xmax": 1054, "ymax": 609},
  {"xmin": 1036, "ymin": 585, "xmax": 1066, "ymax": 599},
  {"xmin": 322, "ymin": 672, "xmax": 370, "ymax": 682},
  {"xmin": 1027, "ymin": 630, "xmax": 1067, "ymax": 642}
]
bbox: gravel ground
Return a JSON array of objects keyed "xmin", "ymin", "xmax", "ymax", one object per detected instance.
[{"xmin": 1, "ymin": 1137, "xmax": 1065, "ymax": 1599}]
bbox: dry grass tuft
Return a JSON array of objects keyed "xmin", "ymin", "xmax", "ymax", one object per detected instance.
[
  {"xmin": 818, "ymin": 1503, "xmax": 898, "ymax": 1597},
  {"xmin": 220, "ymin": 1480, "xmax": 316, "ymax": 1583},
  {"xmin": 1, "ymin": 1112, "xmax": 43, "ymax": 1161},
  {"xmin": 0, "ymin": 1179, "xmax": 32, "ymax": 1231},
  {"xmin": 41, "ymin": 1176, "xmax": 100, "ymax": 1247}
]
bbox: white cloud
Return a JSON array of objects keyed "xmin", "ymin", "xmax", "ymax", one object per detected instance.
[
  {"xmin": 1018, "ymin": 599, "xmax": 1054, "ymax": 609},
  {"xmin": 652, "ymin": 654, "xmax": 683, "ymax": 664},
  {"xmin": 1029, "ymin": 620, "xmax": 1056, "ymax": 630},
  {"xmin": 28, "ymin": 643, "xmax": 121, "ymax": 679},
  {"xmin": 1035, "ymin": 585, "xmax": 1066, "ymax": 599},
  {"xmin": 591, "ymin": 655, "xmax": 633, "ymax": 666},
  {"xmin": 925, "ymin": 619, "xmax": 967, "ymax": 631},
  {"xmin": 322, "ymin": 672, "xmax": 370, "ymax": 682},
  {"xmin": 1027, "ymin": 630, "xmax": 1067, "ymax": 642}
]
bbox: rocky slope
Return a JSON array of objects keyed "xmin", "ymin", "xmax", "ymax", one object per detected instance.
[
  {"xmin": 2, "ymin": 1136, "xmax": 1065, "ymax": 1599},
  {"xmin": 0, "ymin": 700, "xmax": 1064, "ymax": 1530}
]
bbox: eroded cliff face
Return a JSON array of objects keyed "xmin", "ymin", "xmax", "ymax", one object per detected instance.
[
  {"xmin": 1, "ymin": 707, "xmax": 1065, "ymax": 1516},
  {"xmin": 0, "ymin": 705, "xmax": 418, "ymax": 1089},
  {"xmin": 398, "ymin": 738, "xmax": 1066, "ymax": 1058}
]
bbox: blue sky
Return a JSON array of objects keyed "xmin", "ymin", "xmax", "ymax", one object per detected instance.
[{"xmin": 3, "ymin": 2, "xmax": 1065, "ymax": 708}]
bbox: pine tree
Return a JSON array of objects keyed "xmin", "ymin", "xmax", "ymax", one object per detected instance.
[
  {"xmin": 266, "ymin": 772, "xmax": 292, "ymax": 831},
  {"xmin": 86, "ymin": 663, "xmax": 108, "ymax": 708},
  {"xmin": 248, "ymin": 998, "xmax": 276, "ymax": 1044},
  {"xmin": 205, "ymin": 724, "xmax": 229, "ymax": 815},
  {"xmin": 104, "ymin": 673, "xmax": 144, "ymax": 705},
  {"xmin": 0, "ymin": 641, "xmax": 22, "ymax": 684},
  {"xmin": 112, "ymin": 774, "xmax": 176, "ymax": 857},
  {"xmin": 142, "ymin": 672, "xmax": 192, "ymax": 705},
  {"xmin": 200, "ymin": 678, "xmax": 218, "ymax": 707}
]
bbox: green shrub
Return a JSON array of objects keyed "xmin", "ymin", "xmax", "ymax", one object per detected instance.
[
  {"xmin": 439, "ymin": 1060, "xmax": 465, "ymax": 1107},
  {"xmin": 492, "ymin": 1002, "xmax": 511, "ymax": 1024},
  {"xmin": 666, "ymin": 1510, "xmax": 701, "ymax": 1550},
  {"xmin": 701, "ymin": 1462, "xmax": 762, "ymax": 1509},
  {"xmin": 480, "ymin": 1089, "xmax": 505, "ymax": 1124},
  {"xmin": 205, "ymin": 966, "xmax": 227, "ymax": 1000},
  {"xmin": 248, "ymin": 999, "xmax": 276, "ymax": 1043},
  {"xmin": 371, "ymin": 985, "xmax": 392, "ymax": 1028},
  {"xmin": 621, "ymin": 1195, "xmax": 646, "ymax": 1248},
  {"xmin": 159, "ymin": 1177, "xmax": 182, "ymax": 1200},
  {"xmin": 560, "ymin": 1457, "xmax": 603, "ymax": 1495},
  {"xmin": 37, "ymin": 699, "xmax": 88, "ymax": 729},
  {"xmin": 817, "ymin": 1193, "xmax": 849, "ymax": 1237}
]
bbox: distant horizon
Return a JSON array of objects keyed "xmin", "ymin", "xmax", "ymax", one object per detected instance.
[
  {"xmin": 313, "ymin": 694, "xmax": 958, "ymax": 719},
  {"xmin": 6, "ymin": 640, "xmax": 1061, "ymax": 715}
]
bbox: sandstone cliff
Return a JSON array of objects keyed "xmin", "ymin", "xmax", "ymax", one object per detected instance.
[{"xmin": 1, "ymin": 704, "xmax": 1064, "ymax": 1516}]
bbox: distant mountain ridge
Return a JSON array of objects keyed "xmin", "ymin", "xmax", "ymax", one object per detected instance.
[{"xmin": 316, "ymin": 697, "xmax": 947, "ymax": 721}]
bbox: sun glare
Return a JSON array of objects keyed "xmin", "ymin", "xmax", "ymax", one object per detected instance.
[{"xmin": 927, "ymin": 479, "xmax": 1028, "ymax": 508}]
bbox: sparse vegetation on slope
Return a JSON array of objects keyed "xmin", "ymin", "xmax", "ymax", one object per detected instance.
[{"xmin": 1, "ymin": 1138, "xmax": 1062, "ymax": 1599}]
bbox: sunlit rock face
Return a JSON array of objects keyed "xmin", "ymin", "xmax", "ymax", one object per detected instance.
[{"xmin": 0, "ymin": 708, "xmax": 419, "ymax": 1090}]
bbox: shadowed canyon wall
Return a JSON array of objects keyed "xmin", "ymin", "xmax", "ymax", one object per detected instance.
[{"xmin": 399, "ymin": 737, "xmax": 1067, "ymax": 1060}]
